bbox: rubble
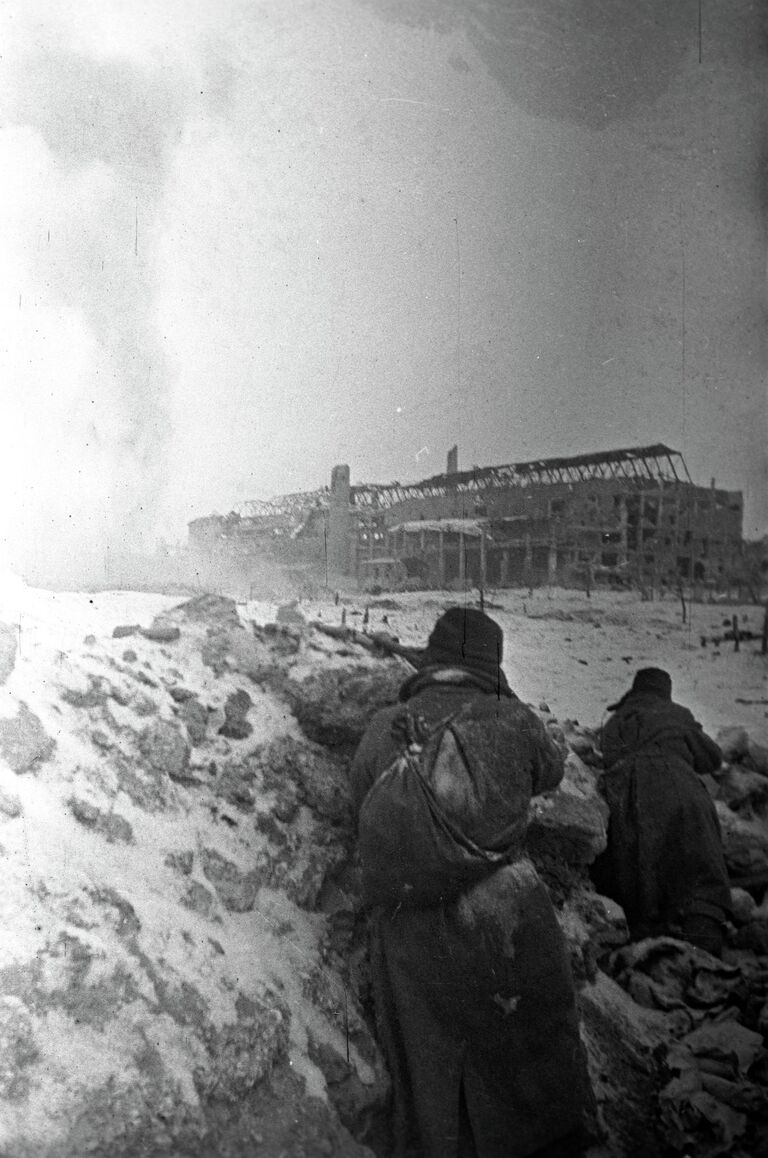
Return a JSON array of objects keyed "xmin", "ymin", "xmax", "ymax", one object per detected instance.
[{"xmin": 659, "ymin": 1021, "xmax": 768, "ymax": 1157}]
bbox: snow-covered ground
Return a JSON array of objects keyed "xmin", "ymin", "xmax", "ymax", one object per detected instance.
[
  {"xmin": 0, "ymin": 572, "xmax": 385, "ymax": 1155},
  {"xmin": 0, "ymin": 571, "xmax": 765, "ymax": 1155},
  {"xmin": 283, "ymin": 587, "xmax": 768, "ymax": 748},
  {"xmin": 3, "ymin": 571, "xmax": 764, "ymax": 747}
]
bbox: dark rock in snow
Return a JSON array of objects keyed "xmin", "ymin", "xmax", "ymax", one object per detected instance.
[
  {"xmin": 218, "ymin": 689, "xmax": 253, "ymax": 740},
  {"xmin": 138, "ymin": 720, "xmax": 191, "ymax": 782},
  {"xmin": 215, "ymin": 763, "xmax": 256, "ymax": 811},
  {"xmin": 200, "ymin": 848, "xmax": 264, "ymax": 912},
  {"xmin": 254, "ymin": 622, "xmax": 302, "ymax": 655},
  {"xmin": 132, "ymin": 693, "xmax": 157, "ymax": 718},
  {"xmin": 107, "ymin": 682, "xmax": 131, "ymax": 707},
  {"xmin": 113, "ymin": 749, "xmax": 178, "ymax": 813},
  {"xmin": 61, "ymin": 679, "xmax": 109, "ymax": 709},
  {"xmin": 172, "ymin": 594, "xmax": 241, "ymax": 626},
  {"xmin": 307, "ymin": 1031, "xmax": 389, "ymax": 1150},
  {"xmin": 180, "ymin": 698, "xmax": 208, "ymax": 746},
  {"xmin": 268, "ymin": 832, "xmax": 349, "ymax": 911},
  {"xmin": 205, "ymin": 1064, "xmax": 373, "ymax": 1157},
  {"xmin": 180, "ymin": 881, "xmax": 218, "ymax": 920},
  {"xmin": 565, "ymin": 729, "xmax": 597, "ymax": 756},
  {"xmin": 58, "ymin": 1066, "xmax": 207, "ymax": 1156},
  {"xmin": 140, "ymin": 622, "xmax": 181, "ymax": 644},
  {"xmin": 527, "ymin": 792, "xmax": 607, "ymax": 866},
  {"xmin": 165, "ymin": 850, "xmax": 194, "ymax": 876},
  {"xmin": 200, "ymin": 620, "xmax": 298, "ymax": 685},
  {"xmin": 168, "ymin": 685, "xmax": 196, "ymax": 704},
  {"xmin": 0, "ymin": 703, "xmax": 55, "ymax": 773},
  {"xmin": 255, "ymin": 811, "xmax": 288, "ymax": 844},
  {"xmin": 218, "ymin": 719, "xmax": 252, "ymax": 741},
  {"xmin": 270, "ymin": 784, "xmax": 300, "ymax": 824},
  {"xmin": 201, "ymin": 988, "xmax": 290, "ymax": 1102},
  {"xmin": 87, "ymin": 885, "xmax": 141, "ymax": 939},
  {"xmin": 112, "ymin": 624, "xmax": 140, "ymax": 639},
  {"xmin": 276, "ymin": 602, "xmax": 306, "ymax": 625},
  {"xmin": 68, "ymin": 797, "xmax": 134, "ymax": 844},
  {"xmin": 284, "ymin": 664, "xmax": 404, "ymax": 752},
  {"xmin": 258, "ymin": 735, "xmax": 353, "ymax": 829}
]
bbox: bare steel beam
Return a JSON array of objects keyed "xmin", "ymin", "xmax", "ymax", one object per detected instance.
[{"xmin": 333, "ymin": 443, "xmax": 698, "ymax": 514}]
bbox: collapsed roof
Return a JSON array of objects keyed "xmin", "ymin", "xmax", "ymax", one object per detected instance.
[{"xmin": 350, "ymin": 444, "xmax": 692, "ymax": 510}]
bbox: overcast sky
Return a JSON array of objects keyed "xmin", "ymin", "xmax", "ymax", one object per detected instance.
[{"xmin": 1, "ymin": 0, "xmax": 766, "ymax": 567}]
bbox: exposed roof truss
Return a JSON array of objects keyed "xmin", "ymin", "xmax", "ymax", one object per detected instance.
[
  {"xmin": 350, "ymin": 444, "xmax": 691, "ymax": 510},
  {"xmin": 233, "ymin": 487, "xmax": 330, "ymax": 519}
]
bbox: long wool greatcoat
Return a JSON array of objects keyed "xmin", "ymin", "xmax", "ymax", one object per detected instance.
[
  {"xmin": 350, "ymin": 671, "xmax": 591, "ymax": 1158},
  {"xmin": 592, "ymin": 692, "xmax": 731, "ymax": 939}
]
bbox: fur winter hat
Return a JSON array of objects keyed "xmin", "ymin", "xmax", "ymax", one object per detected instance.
[
  {"xmin": 608, "ymin": 667, "xmax": 672, "ymax": 711},
  {"xmin": 421, "ymin": 607, "xmax": 504, "ymax": 680}
]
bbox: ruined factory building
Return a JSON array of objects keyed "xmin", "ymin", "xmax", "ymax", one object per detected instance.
[{"xmin": 188, "ymin": 445, "xmax": 744, "ymax": 594}]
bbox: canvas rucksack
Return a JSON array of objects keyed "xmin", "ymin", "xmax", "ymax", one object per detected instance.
[{"xmin": 358, "ymin": 702, "xmax": 529, "ymax": 910}]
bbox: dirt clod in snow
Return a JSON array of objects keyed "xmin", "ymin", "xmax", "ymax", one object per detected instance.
[
  {"xmin": 138, "ymin": 718, "xmax": 191, "ymax": 781},
  {"xmin": 284, "ymin": 664, "xmax": 406, "ymax": 753},
  {"xmin": 0, "ymin": 702, "xmax": 55, "ymax": 772}
]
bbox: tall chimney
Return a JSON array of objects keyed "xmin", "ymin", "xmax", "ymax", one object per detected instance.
[
  {"xmin": 328, "ymin": 464, "xmax": 352, "ymax": 574},
  {"xmin": 447, "ymin": 445, "xmax": 458, "ymax": 475}
]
